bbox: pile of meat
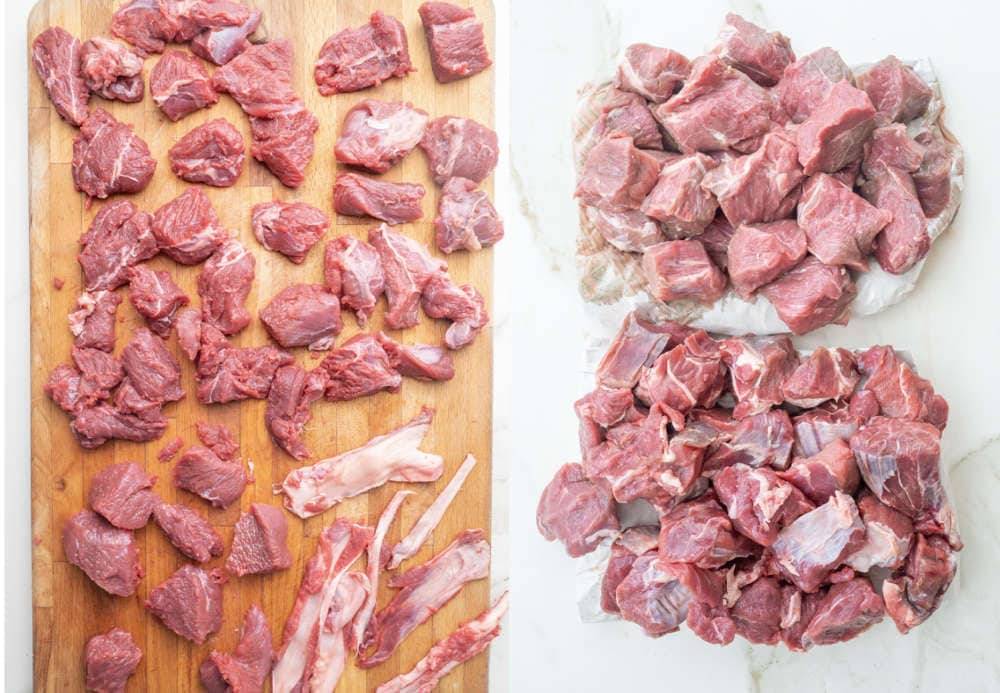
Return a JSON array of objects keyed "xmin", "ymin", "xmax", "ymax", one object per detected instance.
[
  {"xmin": 573, "ymin": 14, "xmax": 961, "ymax": 335},
  {"xmin": 537, "ymin": 310, "xmax": 961, "ymax": 649}
]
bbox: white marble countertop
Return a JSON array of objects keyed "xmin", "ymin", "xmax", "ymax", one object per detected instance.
[{"xmin": 507, "ymin": 0, "xmax": 1000, "ymax": 690}]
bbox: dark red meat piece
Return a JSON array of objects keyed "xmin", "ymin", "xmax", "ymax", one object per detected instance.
[
  {"xmin": 320, "ymin": 333, "xmax": 401, "ymax": 401},
  {"xmin": 252, "ymin": 201, "xmax": 328, "ymax": 264},
  {"xmin": 260, "ymin": 284, "xmax": 342, "ymax": 350},
  {"xmin": 334, "ymin": 173, "xmax": 425, "ymax": 226},
  {"xmin": 88, "ymin": 461, "xmax": 158, "ymax": 530},
  {"xmin": 69, "ymin": 290, "xmax": 122, "ymax": 352},
  {"xmin": 536, "ymin": 463, "xmax": 619, "ymax": 557},
  {"xmin": 62, "ymin": 509, "xmax": 142, "ymax": 596},
  {"xmin": 226, "ymin": 503, "xmax": 292, "ymax": 576},
  {"xmin": 264, "ymin": 364, "xmax": 326, "ymax": 460},
  {"xmin": 127, "ymin": 264, "xmax": 190, "ymax": 337},
  {"xmin": 418, "ymin": 2, "xmax": 492, "ymax": 83},
  {"xmin": 153, "ymin": 502, "xmax": 225, "ymax": 563},
  {"xmin": 78, "ymin": 200, "xmax": 157, "ymax": 291},
  {"xmin": 174, "ymin": 445, "xmax": 248, "ymax": 509},
  {"xmin": 84, "ymin": 628, "xmax": 142, "ymax": 693},
  {"xmin": 150, "ymin": 50, "xmax": 218, "ymax": 122},
  {"xmin": 198, "ymin": 240, "xmax": 255, "ymax": 336},
  {"xmin": 32, "ymin": 26, "xmax": 89, "ymax": 126},
  {"xmin": 324, "ymin": 235, "xmax": 385, "ymax": 327},
  {"xmin": 168, "ymin": 118, "xmax": 245, "ymax": 187},
  {"xmin": 314, "ymin": 11, "xmax": 413, "ymax": 95},
  {"xmin": 72, "ymin": 109, "xmax": 156, "ymax": 202},
  {"xmin": 145, "ymin": 565, "xmax": 224, "ymax": 644}
]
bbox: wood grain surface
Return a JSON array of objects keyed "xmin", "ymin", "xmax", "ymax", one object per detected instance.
[{"xmin": 28, "ymin": 1, "xmax": 495, "ymax": 690}]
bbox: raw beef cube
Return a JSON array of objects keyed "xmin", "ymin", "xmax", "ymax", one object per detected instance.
[
  {"xmin": 314, "ymin": 11, "xmax": 413, "ymax": 94},
  {"xmin": 855, "ymin": 345, "xmax": 948, "ymax": 428},
  {"xmin": 121, "ymin": 328, "xmax": 184, "ymax": 403},
  {"xmin": 704, "ymin": 409, "xmax": 795, "ymax": 472},
  {"xmin": 335, "ymin": 100, "xmax": 429, "ymax": 173},
  {"xmin": 862, "ymin": 124, "xmax": 925, "ymax": 176},
  {"xmin": 377, "ymin": 334, "xmax": 455, "ymax": 382},
  {"xmin": 861, "ymin": 164, "xmax": 930, "ymax": 274},
  {"xmin": 775, "ymin": 47, "xmax": 853, "ymax": 123},
  {"xmin": 658, "ymin": 494, "xmax": 756, "ymax": 569},
  {"xmin": 368, "ymin": 225, "xmax": 447, "ymax": 329},
  {"xmin": 701, "ymin": 131, "xmax": 805, "ymax": 227},
  {"xmin": 421, "ymin": 274, "xmax": 489, "ymax": 350},
  {"xmin": 595, "ymin": 312, "xmax": 690, "ymax": 389},
  {"xmin": 176, "ymin": 308, "xmax": 202, "ymax": 361},
  {"xmin": 712, "ymin": 13, "xmax": 794, "ymax": 87},
  {"xmin": 70, "ymin": 346, "xmax": 122, "ymax": 406},
  {"xmin": 582, "ymin": 409, "xmax": 674, "ymax": 506},
  {"xmin": 882, "ymin": 534, "xmax": 957, "ymax": 633},
  {"xmin": 226, "ymin": 503, "xmax": 292, "ymax": 576},
  {"xmin": 249, "ymin": 105, "xmax": 320, "ymax": 188},
  {"xmin": 730, "ymin": 576, "xmax": 783, "ymax": 644},
  {"xmin": 260, "ymin": 284, "xmax": 342, "ymax": 351},
  {"xmin": 797, "ymin": 173, "xmax": 891, "ymax": 270},
  {"xmin": 89, "ymin": 461, "xmax": 158, "ymax": 530},
  {"xmin": 324, "ymin": 235, "xmax": 385, "ymax": 327},
  {"xmin": 84, "ymin": 628, "xmax": 142, "ymax": 693},
  {"xmin": 782, "ymin": 347, "xmax": 859, "ymax": 408},
  {"xmin": 78, "ymin": 200, "xmax": 157, "ymax": 291},
  {"xmin": 699, "ymin": 216, "xmax": 735, "ymax": 269},
  {"xmin": 333, "ymin": 173, "xmax": 425, "ymax": 225},
  {"xmin": 150, "ymin": 50, "xmax": 218, "ymax": 121},
  {"xmin": 720, "ymin": 335, "xmax": 799, "ymax": 419},
  {"xmin": 196, "ymin": 421, "xmax": 240, "ymax": 462},
  {"xmin": 601, "ymin": 527, "xmax": 659, "ymax": 613},
  {"xmin": 797, "ymin": 81, "xmax": 876, "ymax": 175},
  {"xmin": 420, "ymin": 116, "xmax": 500, "ymax": 185},
  {"xmin": 73, "ymin": 109, "xmax": 156, "ymax": 202},
  {"xmin": 174, "ymin": 446, "xmax": 248, "ymax": 509},
  {"xmin": 211, "ymin": 39, "xmax": 298, "ymax": 117},
  {"xmin": 715, "ymin": 463, "xmax": 814, "ymax": 546},
  {"xmin": 779, "ymin": 439, "xmax": 861, "ymax": 505},
  {"xmin": 145, "ymin": 565, "xmax": 224, "ymax": 644},
  {"xmin": 419, "ymin": 2, "xmax": 492, "ymax": 83},
  {"xmin": 80, "ymin": 37, "xmax": 144, "ymax": 103},
  {"xmin": 772, "ymin": 491, "xmax": 866, "ymax": 592},
  {"xmin": 199, "ymin": 605, "xmax": 273, "ymax": 693},
  {"xmin": 198, "ymin": 240, "xmax": 255, "ymax": 336},
  {"xmin": 615, "ymin": 43, "xmax": 690, "ymax": 103},
  {"xmin": 642, "ymin": 240, "xmax": 727, "ymax": 304},
  {"xmin": 190, "ymin": 7, "xmax": 262, "ymax": 66},
  {"xmin": 435, "ymin": 177, "xmax": 504, "ymax": 253},
  {"xmin": 45, "ymin": 364, "xmax": 83, "ymax": 414},
  {"xmin": 71, "ymin": 403, "xmax": 168, "ymax": 448},
  {"xmin": 127, "ymin": 264, "xmax": 189, "ymax": 337},
  {"xmin": 252, "ymin": 201, "xmax": 328, "ymax": 264},
  {"xmin": 801, "ymin": 578, "xmax": 884, "ymax": 647},
  {"xmin": 912, "ymin": 129, "xmax": 957, "ymax": 218},
  {"xmin": 592, "ymin": 89, "xmax": 664, "ymax": 151},
  {"xmin": 856, "ymin": 56, "xmax": 932, "ymax": 124},
  {"xmin": 152, "ymin": 502, "xmax": 225, "ymax": 563},
  {"xmin": 320, "ymin": 333, "xmax": 401, "ymax": 401},
  {"xmin": 639, "ymin": 330, "xmax": 725, "ymax": 413},
  {"xmin": 642, "ymin": 154, "xmax": 718, "ymax": 236},
  {"xmin": 31, "ymin": 27, "xmax": 89, "ymax": 126},
  {"xmin": 265, "ymin": 364, "xmax": 326, "ymax": 460},
  {"xmin": 195, "ymin": 328, "xmax": 293, "ymax": 404},
  {"xmin": 62, "ymin": 510, "xmax": 142, "ymax": 596},
  {"xmin": 576, "ymin": 134, "xmax": 662, "ymax": 211},
  {"xmin": 168, "ymin": 118, "xmax": 245, "ymax": 187},
  {"xmin": 152, "ymin": 188, "xmax": 228, "ymax": 265},
  {"xmin": 761, "ymin": 256, "xmax": 857, "ymax": 335},
  {"xmin": 792, "ymin": 404, "xmax": 861, "ymax": 458},
  {"xmin": 615, "ymin": 557, "xmax": 694, "ymax": 637},
  {"xmin": 652, "ymin": 56, "xmax": 772, "ymax": 153},
  {"xmin": 69, "ymin": 290, "xmax": 121, "ymax": 352},
  {"xmin": 585, "ymin": 206, "xmax": 663, "ymax": 253},
  {"xmin": 726, "ymin": 220, "xmax": 807, "ymax": 298},
  {"xmin": 111, "ymin": 0, "xmax": 179, "ymax": 55},
  {"xmin": 845, "ymin": 492, "xmax": 914, "ymax": 572}
]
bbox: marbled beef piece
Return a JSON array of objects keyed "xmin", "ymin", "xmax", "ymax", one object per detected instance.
[
  {"xmin": 782, "ymin": 347, "xmax": 859, "ymax": 409},
  {"xmin": 854, "ymin": 345, "xmax": 948, "ymax": 428},
  {"xmin": 642, "ymin": 240, "xmax": 727, "ymax": 305},
  {"xmin": 335, "ymin": 100, "xmax": 429, "ymax": 173},
  {"xmin": 265, "ymin": 364, "xmax": 326, "ymax": 460},
  {"xmin": 248, "ymin": 105, "xmax": 320, "ymax": 189},
  {"xmin": 641, "ymin": 154, "xmax": 718, "ymax": 236},
  {"xmin": 615, "ymin": 43, "xmax": 690, "ymax": 103},
  {"xmin": 226, "ymin": 503, "xmax": 292, "ymax": 576},
  {"xmin": 421, "ymin": 274, "xmax": 489, "ymax": 350},
  {"xmin": 195, "ymin": 325, "xmax": 293, "ymax": 404},
  {"xmin": 252, "ymin": 201, "xmax": 328, "ymax": 264},
  {"xmin": 845, "ymin": 492, "xmax": 914, "ymax": 572},
  {"xmin": 368, "ymin": 225, "xmax": 446, "ymax": 330},
  {"xmin": 32, "ymin": 27, "xmax": 89, "ymax": 126},
  {"xmin": 71, "ymin": 403, "xmax": 168, "ymax": 448},
  {"xmin": 174, "ymin": 445, "xmax": 248, "ymax": 509},
  {"xmin": 168, "ymin": 118, "xmax": 245, "ymax": 187},
  {"xmin": 80, "ymin": 37, "xmax": 144, "ymax": 103},
  {"xmin": 576, "ymin": 134, "xmax": 660, "ymax": 211},
  {"xmin": 797, "ymin": 81, "xmax": 876, "ymax": 175},
  {"xmin": 260, "ymin": 284, "xmax": 343, "ymax": 351},
  {"xmin": 588, "ymin": 88, "xmax": 665, "ymax": 151},
  {"xmin": 714, "ymin": 464, "xmax": 814, "ymax": 546},
  {"xmin": 882, "ymin": 534, "xmax": 958, "ymax": 633},
  {"xmin": 760, "ymin": 256, "xmax": 857, "ymax": 335},
  {"xmin": 418, "ymin": 2, "xmax": 492, "ymax": 83},
  {"xmin": 78, "ymin": 200, "xmax": 157, "ymax": 291},
  {"xmin": 537, "ymin": 463, "xmax": 619, "ymax": 558},
  {"xmin": 121, "ymin": 327, "xmax": 185, "ymax": 403},
  {"xmin": 84, "ymin": 628, "xmax": 142, "ymax": 693},
  {"xmin": 377, "ymin": 333, "xmax": 455, "ymax": 382},
  {"xmin": 856, "ymin": 56, "xmax": 932, "ymax": 124},
  {"xmin": 719, "ymin": 335, "xmax": 798, "ymax": 419},
  {"xmin": 72, "ymin": 109, "xmax": 156, "ymax": 203},
  {"xmin": 434, "ymin": 176, "xmax": 504, "ymax": 254},
  {"xmin": 726, "ymin": 221, "xmax": 807, "ymax": 298},
  {"xmin": 69, "ymin": 290, "xmax": 122, "ymax": 352},
  {"xmin": 585, "ymin": 205, "xmax": 664, "ymax": 253},
  {"xmin": 145, "ymin": 565, "xmax": 224, "ymax": 644},
  {"xmin": 796, "ymin": 173, "xmax": 891, "ymax": 270},
  {"xmin": 324, "ymin": 235, "xmax": 385, "ymax": 327},
  {"xmin": 72, "ymin": 346, "xmax": 124, "ymax": 408},
  {"xmin": 149, "ymin": 50, "xmax": 219, "ymax": 122},
  {"xmin": 198, "ymin": 240, "xmax": 255, "ymax": 336},
  {"xmin": 62, "ymin": 510, "xmax": 142, "ymax": 596},
  {"xmin": 320, "ymin": 333, "xmax": 401, "ymax": 402},
  {"xmin": 212, "ymin": 39, "xmax": 299, "ymax": 117},
  {"xmin": 333, "ymin": 173, "xmax": 425, "ymax": 225},
  {"xmin": 89, "ymin": 461, "xmax": 158, "ymax": 530},
  {"xmin": 314, "ymin": 11, "xmax": 413, "ymax": 94},
  {"xmin": 189, "ymin": 6, "xmax": 262, "ymax": 66},
  {"xmin": 45, "ymin": 363, "xmax": 83, "ymax": 414},
  {"xmin": 420, "ymin": 116, "xmax": 499, "ymax": 185},
  {"xmin": 111, "ymin": 0, "xmax": 179, "ymax": 55},
  {"xmin": 595, "ymin": 312, "xmax": 691, "ymax": 390},
  {"xmin": 775, "ymin": 48, "xmax": 853, "ymax": 123},
  {"xmin": 862, "ymin": 124, "xmax": 925, "ymax": 176},
  {"xmin": 127, "ymin": 264, "xmax": 190, "ymax": 337},
  {"xmin": 153, "ymin": 502, "xmax": 225, "ymax": 563},
  {"xmin": 199, "ymin": 605, "xmax": 274, "ymax": 693},
  {"xmin": 779, "ymin": 439, "xmax": 861, "ymax": 506},
  {"xmin": 912, "ymin": 129, "xmax": 958, "ymax": 218},
  {"xmin": 860, "ymin": 163, "xmax": 930, "ymax": 275}
]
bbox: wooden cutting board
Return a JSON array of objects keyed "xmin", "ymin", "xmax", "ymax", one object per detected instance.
[{"xmin": 28, "ymin": 0, "xmax": 495, "ymax": 690}]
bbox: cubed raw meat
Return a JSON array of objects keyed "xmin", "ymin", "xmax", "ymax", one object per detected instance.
[
  {"xmin": 760, "ymin": 256, "xmax": 856, "ymax": 335},
  {"xmin": 797, "ymin": 173, "xmax": 891, "ymax": 270},
  {"xmin": 642, "ymin": 153, "xmax": 718, "ymax": 235},
  {"xmin": 712, "ymin": 13, "xmax": 794, "ymax": 87},
  {"xmin": 642, "ymin": 240, "xmax": 727, "ymax": 304},
  {"xmin": 797, "ymin": 81, "xmax": 876, "ymax": 175},
  {"xmin": 727, "ymin": 220, "xmax": 807, "ymax": 298},
  {"xmin": 775, "ymin": 47, "xmax": 853, "ymax": 123},
  {"xmin": 856, "ymin": 56, "xmax": 932, "ymax": 123},
  {"xmin": 615, "ymin": 43, "xmax": 690, "ymax": 103},
  {"xmin": 861, "ymin": 164, "xmax": 930, "ymax": 274},
  {"xmin": 418, "ymin": 2, "xmax": 492, "ymax": 83}
]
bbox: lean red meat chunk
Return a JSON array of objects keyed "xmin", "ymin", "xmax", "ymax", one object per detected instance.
[
  {"xmin": 265, "ymin": 364, "xmax": 326, "ymax": 460},
  {"xmin": 260, "ymin": 284, "xmax": 342, "ymax": 351},
  {"xmin": 641, "ymin": 154, "xmax": 717, "ymax": 235},
  {"xmin": 334, "ymin": 173, "xmax": 425, "ymax": 225},
  {"xmin": 89, "ymin": 461, "xmax": 158, "ymax": 530},
  {"xmin": 779, "ymin": 439, "xmax": 861, "ymax": 505},
  {"xmin": 712, "ymin": 13, "xmax": 793, "ymax": 87},
  {"xmin": 73, "ymin": 109, "xmax": 156, "ymax": 202},
  {"xmin": 590, "ymin": 89, "xmax": 665, "ymax": 151},
  {"xmin": 854, "ymin": 345, "xmax": 948, "ymax": 428},
  {"xmin": 198, "ymin": 240, "xmax": 255, "ymax": 335},
  {"xmin": 150, "ymin": 49, "xmax": 219, "ymax": 121},
  {"xmin": 80, "ymin": 37, "xmax": 144, "ymax": 103},
  {"xmin": 796, "ymin": 173, "xmax": 891, "ymax": 270},
  {"xmin": 174, "ymin": 445, "xmax": 249, "ymax": 509},
  {"xmin": 45, "ymin": 364, "xmax": 84, "ymax": 414},
  {"xmin": 882, "ymin": 533, "xmax": 957, "ymax": 633},
  {"xmin": 211, "ymin": 39, "xmax": 298, "ymax": 117},
  {"xmin": 856, "ymin": 56, "xmax": 932, "ymax": 124},
  {"xmin": 71, "ymin": 346, "xmax": 123, "ymax": 408},
  {"xmin": 576, "ymin": 134, "xmax": 661, "ymax": 210},
  {"xmin": 720, "ymin": 335, "xmax": 798, "ymax": 419},
  {"xmin": 199, "ymin": 605, "xmax": 273, "ymax": 693},
  {"xmin": 801, "ymin": 577, "xmax": 884, "ymax": 647},
  {"xmin": 536, "ymin": 462, "xmax": 619, "ymax": 557},
  {"xmin": 775, "ymin": 48, "xmax": 853, "ymax": 124},
  {"xmin": 168, "ymin": 118, "xmax": 245, "ymax": 187},
  {"xmin": 127, "ymin": 264, "xmax": 190, "ymax": 337},
  {"xmin": 760, "ymin": 256, "xmax": 857, "ymax": 335},
  {"xmin": 70, "ymin": 290, "xmax": 122, "ymax": 351},
  {"xmin": 421, "ymin": 274, "xmax": 489, "ymax": 350},
  {"xmin": 195, "ymin": 326, "xmax": 293, "ymax": 404},
  {"xmin": 176, "ymin": 307, "xmax": 202, "ymax": 361},
  {"xmin": 145, "ymin": 565, "xmax": 224, "ymax": 644},
  {"xmin": 111, "ymin": 0, "xmax": 178, "ymax": 55},
  {"xmin": 845, "ymin": 492, "xmax": 914, "ymax": 572},
  {"xmin": 861, "ymin": 163, "xmax": 930, "ymax": 275},
  {"xmin": 616, "ymin": 43, "xmax": 690, "ymax": 103},
  {"xmin": 420, "ymin": 116, "xmax": 500, "ymax": 185},
  {"xmin": 658, "ymin": 494, "xmax": 756, "ymax": 569},
  {"xmin": 595, "ymin": 313, "xmax": 691, "ymax": 389},
  {"xmin": 335, "ymin": 100, "xmax": 429, "ymax": 173},
  {"xmin": 249, "ymin": 105, "xmax": 320, "ymax": 188},
  {"xmin": 324, "ymin": 236, "xmax": 385, "ymax": 327},
  {"xmin": 152, "ymin": 502, "xmax": 225, "ymax": 563},
  {"xmin": 797, "ymin": 81, "xmax": 876, "ymax": 175},
  {"xmin": 782, "ymin": 347, "xmax": 859, "ymax": 408},
  {"xmin": 377, "ymin": 334, "xmax": 455, "ymax": 382},
  {"xmin": 862, "ymin": 124, "xmax": 925, "ymax": 176},
  {"xmin": 78, "ymin": 200, "xmax": 157, "ymax": 291},
  {"xmin": 226, "ymin": 503, "xmax": 292, "ymax": 576},
  {"xmin": 714, "ymin": 464, "xmax": 814, "ymax": 546},
  {"xmin": 434, "ymin": 177, "xmax": 504, "ymax": 253},
  {"xmin": 704, "ymin": 408, "xmax": 795, "ymax": 473},
  {"xmin": 642, "ymin": 240, "xmax": 727, "ymax": 304},
  {"xmin": 84, "ymin": 628, "xmax": 142, "ymax": 693},
  {"xmin": 71, "ymin": 403, "xmax": 168, "ymax": 448},
  {"xmin": 319, "ymin": 333, "xmax": 402, "ymax": 401},
  {"xmin": 121, "ymin": 327, "xmax": 185, "ymax": 403},
  {"xmin": 600, "ymin": 527, "xmax": 659, "ymax": 615},
  {"xmin": 189, "ymin": 6, "xmax": 262, "ymax": 66},
  {"xmin": 726, "ymin": 221, "xmax": 807, "ymax": 298},
  {"xmin": 418, "ymin": 1, "xmax": 492, "ymax": 83},
  {"xmin": 152, "ymin": 188, "xmax": 228, "ymax": 265},
  {"xmin": 252, "ymin": 201, "xmax": 329, "ymax": 264},
  {"xmin": 638, "ymin": 330, "xmax": 725, "ymax": 414},
  {"xmin": 912, "ymin": 129, "xmax": 957, "ymax": 218},
  {"xmin": 281, "ymin": 408, "xmax": 443, "ymax": 518},
  {"xmin": 32, "ymin": 27, "xmax": 89, "ymax": 126},
  {"xmin": 196, "ymin": 420, "xmax": 240, "ymax": 461},
  {"xmin": 314, "ymin": 11, "xmax": 413, "ymax": 94},
  {"xmin": 369, "ymin": 225, "xmax": 447, "ymax": 329},
  {"xmin": 63, "ymin": 509, "xmax": 142, "ymax": 596}
]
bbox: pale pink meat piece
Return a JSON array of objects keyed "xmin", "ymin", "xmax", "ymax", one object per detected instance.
[
  {"xmin": 782, "ymin": 347, "xmax": 859, "ymax": 408},
  {"xmin": 319, "ymin": 333, "xmax": 401, "ymax": 401},
  {"xmin": 265, "ymin": 364, "xmax": 327, "ymax": 460},
  {"xmin": 176, "ymin": 307, "xmax": 202, "ymax": 361},
  {"xmin": 198, "ymin": 239, "xmax": 255, "ymax": 335},
  {"xmin": 145, "ymin": 565, "xmax": 224, "ymax": 644},
  {"xmin": 434, "ymin": 177, "xmax": 504, "ymax": 253},
  {"xmin": 334, "ymin": 173, "xmax": 425, "ymax": 225},
  {"xmin": 78, "ymin": 200, "xmax": 158, "ymax": 291},
  {"xmin": 595, "ymin": 312, "xmax": 691, "ymax": 389},
  {"xmin": 88, "ymin": 460, "xmax": 158, "ymax": 530},
  {"xmin": 211, "ymin": 39, "xmax": 299, "ymax": 117},
  {"xmin": 252, "ymin": 201, "xmax": 329, "ymax": 264},
  {"xmin": 44, "ymin": 363, "xmax": 83, "ymax": 414},
  {"xmin": 359, "ymin": 529, "xmax": 490, "ymax": 668},
  {"xmin": 420, "ymin": 115, "xmax": 499, "ymax": 185},
  {"xmin": 111, "ymin": 0, "xmax": 180, "ymax": 55},
  {"xmin": 797, "ymin": 81, "xmax": 876, "ymax": 175},
  {"xmin": 127, "ymin": 264, "xmax": 190, "ymax": 337},
  {"xmin": 615, "ymin": 43, "xmax": 690, "ymax": 103},
  {"xmin": 720, "ymin": 335, "xmax": 798, "ymax": 419},
  {"xmin": 760, "ymin": 256, "xmax": 857, "ymax": 335},
  {"xmin": 226, "ymin": 503, "xmax": 293, "ymax": 576},
  {"xmin": 314, "ymin": 11, "xmax": 414, "ymax": 95},
  {"xmin": 712, "ymin": 13, "xmax": 794, "ymax": 87},
  {"xmin": 585, "ymin": 205, "xmax": 664, "ymax": 253},
  {"xmin": 589, "ymin": 88, "xmax": 664, "ymax": 151},
  {"xmin": 73, "ymin": 109, "xmax": 156, "ymax": 202},
  {"xmin": 174, "ymin": 445, "xmax": 248, "ymax": 509},
  {"xmin": 63, "ymin": 509, "xmax": 142, "ymax": 596},
  {"xmin": 149, "ymin": 49, "xmax": 218, "ymax": 121},
  {"xmin": 861, "ymin": 163, "xmax": 930, "ymax": 275},
  {"xmin": 796, "ymin": 173, "xmax": 891, "ymax": 270},
  {"xmin": 576, "ymin": 134, "xmax": 661, "ymax": 210},
  {"xmin": 641, "ymin": 153, "xmax": 718, "ymax": 236},
  {"xmin": 779, "ymin": 439, "xmax": 861, "ymax": 505},
  {"xmin": 421, "ymin": 274, "xmax": 489, "ymax": 350},
  {"xmin": 418, "ymin": 1, "xmax": 492, "ymax": 83},
  {"xmin": 281, "ymin": 408, "xmax": 444, "ymax": 518},
  {"xmin": 368, "ymin": 225, "xmax": 447, "ymax": 329},
  {"xmin": 152, "ymin": 188, "xmax": 228, "ymax": 265},
  {"xmin": 32, "ymin": 27, "xmax": 90, "ymax": 126},
  {"xmin": 69, "ymin": 290, "xmax": 122, "ymax": 351},
  {"xmin": 308, "ymin": 572, "xmax": 370, "ymax": 692},
  {"xmin": 324, "ymin": 235, "xmax": 385, "ymax": 327},
  {"xmin": 152, "ymin": 502, "xmax": 225, "ymax": 563},
  {"xmin": 168, "ymin": 118, "xmax": 245, "ymax": 187},
  {"xmin": 335, "ymin": 100, "xmax": 429, "ymax": 173},
  {"xmin": 260, "ymin": 284, "xmax": 342, "ymax": 351},
  {"xmin": 199, "ymin": 604, "xmax": 274, "ymax": 693},
  {"xmin": 84, "ymin": 627, "xmax": 142, "ymax": 693},
  {"xmin": 538, "ymin": 462, "xmax": 620, "ymax": 556},
  {"xmin": 856, "ymin": 56, "xmax": 932, "ymax": 124},
  {"xmin": 642, "ymin": 240, "xmax": 727, "ymax": 304},
  {"xmin": 727, "ymin": 220, "xmax": 808, "ymax": 298},
  {"xmin": 862, "ymin": 124, "xmax": 925, "ymax": 176},
  {"xmin": 377, "ymin": 334, "xmax": 455, "ymax": 382},
  {"xmin": 249, "ymin": 105, "xmax": 320, "ymax": 189},
  {"xmin": 80, "ymin": 37, "xmax": 144, "ymax": 103},
  {"xmin": 775, "ymin": 47, "xmax": 853, "ymax": 123}
]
